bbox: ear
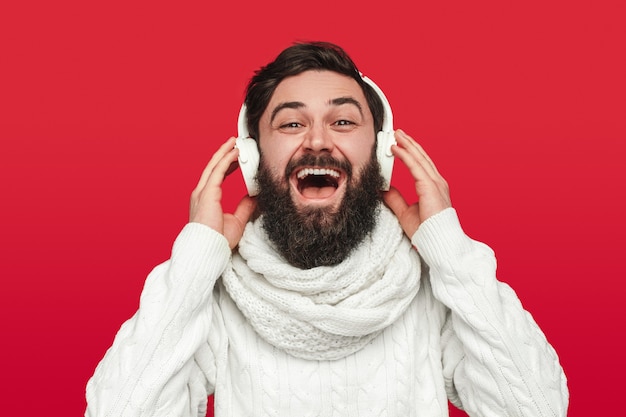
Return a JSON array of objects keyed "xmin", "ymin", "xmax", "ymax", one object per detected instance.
[
  {"xmin": 361, "ymin": 74, "xmax": 396, "ymax": 190},
  {"xmin": 235, "ymin": 137, "xmax": 260, "ymax": 197},
  {"xmin": 376, "ymin": 130, "xmax": 396, "ymax": 190},
  {"xmin": 236, "ymin": 104, "xmax": 260, "ymax": 196}
]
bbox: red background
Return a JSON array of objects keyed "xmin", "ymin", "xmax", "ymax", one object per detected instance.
[{"xmin": 1, "ymin": 1, "xmax": 624, "ymax": 415}]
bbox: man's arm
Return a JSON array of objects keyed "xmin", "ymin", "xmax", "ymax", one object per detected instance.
[
  {"xmin": 85, "ymin": 224, "xmax": 231, "ymax": 416},
  {"xmin": 384, "ymin": 129, "xmax": 568, "ymax": 415},
  {"xmin": 86, "ymin": 137, "xmax": 256, "ymax": 416},
  {"xmin": 414, "ymin": 208, "xmax": 568, "ymax": 416}
]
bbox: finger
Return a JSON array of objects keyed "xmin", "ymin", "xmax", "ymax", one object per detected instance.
[
  {"xmin": 392, "ymin": 144, "xmax": 437, "ymax": 186},
  {"xmin": 394, "ymin": 130, "xmax": 442, "ymax": 178},
  {"xmin": 224, "ymin": 196, "xmax": 258, "ymax": 249},
  {"xmin": 233, "ymin": 195, "xmax": 257, "ymax": 224},
  {"xmin": 194, "ymin": 137, "xmax": 238, "ymax": 191},
  {"xmin": 392, "ymin": 144, "xmax": 448, "ymax": 198},
  {"xmin": 224, "ymin": 159, "xmax": 240, "ymax": 177},
  {"xmin": 201, "ymin": 146, "xmax": 240, "ymax": 195},
  {"xmin": 382, "ymin": 187, "xmax": 409, "ymax": 217},
  {"xmin": 394, "ymin": 130, "xmax": 437, "ymax": 176},
  {"xmin": 396, "ymin": 130, "xmax": 435, "ymax": 164},
  {"xmin": 189, "ymin": 147, "xmax": 241, "ymax": 226},
  {"xmin": 383, "ymin": 187, "xmax": 422, "ymax": 238}
]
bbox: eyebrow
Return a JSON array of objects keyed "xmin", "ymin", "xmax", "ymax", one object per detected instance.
[
  {"xmin": 269, "ymin": 96, "xmax": 364, "ymax": 124},
  {"xmin": 270, "ymin": 101, "xmax": 305, "ymax": 125},
  {"xmin": 329, "ymin": 96, "xmax": 364, "ymax": 117}
]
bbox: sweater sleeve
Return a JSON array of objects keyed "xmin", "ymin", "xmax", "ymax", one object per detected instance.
[
  {"xmin": 412, "ymin": 208, "xmax": 569, "ymax": 417},
  {"xmin": 85, "ymin": 222, "xmax": 232, "ymax": 417}
]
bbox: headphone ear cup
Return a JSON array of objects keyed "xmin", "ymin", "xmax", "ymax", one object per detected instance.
[
  {"xmin": 376, "ymin": 130, "xmax": 396, "ymax": 191},
  {"xmin": 235, "ymin": 137, "xmax": 260, "ymax": 196}
]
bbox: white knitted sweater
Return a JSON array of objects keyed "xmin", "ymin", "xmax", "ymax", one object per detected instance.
[{"xmin": 85, "ymin": 208, "xmax": 569, "ymax": 417}]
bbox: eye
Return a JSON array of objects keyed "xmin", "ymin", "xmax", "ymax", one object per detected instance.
[
  {"xmin": 279, "ymin": 122, "xmax": 302, "ymax": 129},
  {"xmin": 333, "ymin": 119, "xmax": 357, "ymax": 131}
]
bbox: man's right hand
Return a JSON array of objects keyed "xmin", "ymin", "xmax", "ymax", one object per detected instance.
[{"xmin": 189, "ymin": 136, "xmax": 257, "ymax": 249}]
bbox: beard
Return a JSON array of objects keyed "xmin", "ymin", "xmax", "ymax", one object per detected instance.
[{"xmin": 255, "ymin": 150, "xmax": 384, "ymax": 269}]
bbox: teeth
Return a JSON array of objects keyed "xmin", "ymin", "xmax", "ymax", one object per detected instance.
[{"xmin": 296, "ymin": 168, "xmax": 340, "ymax": 179}]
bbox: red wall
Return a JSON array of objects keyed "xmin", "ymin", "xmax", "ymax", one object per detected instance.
[{"xmin": 1, "ymin": 1, "xmax": 624, "ymax": 415}]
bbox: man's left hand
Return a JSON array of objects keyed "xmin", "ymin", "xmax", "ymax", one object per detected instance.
[{"xmin": 383, "ymin": 129, "xmax": 452, "ymax": 238}]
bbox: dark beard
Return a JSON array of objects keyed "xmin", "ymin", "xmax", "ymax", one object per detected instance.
[{"xmin": 255, "ymin": 151, "xmax": 384, "ymax": 269}]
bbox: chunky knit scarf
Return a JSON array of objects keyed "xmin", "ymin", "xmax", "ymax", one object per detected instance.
[{"xmin": 221, "ymin": 205, "xmax": 422, "ymax": 361}]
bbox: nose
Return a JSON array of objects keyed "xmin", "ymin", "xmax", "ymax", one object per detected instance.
[{"xmin": 302, "ymin": 124, "xmax": 334, "ymax": 154}]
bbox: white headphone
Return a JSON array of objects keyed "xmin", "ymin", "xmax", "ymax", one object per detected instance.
[{"xmin": 235, "ymin": 74, "xmax": 396, "ymax": 196}]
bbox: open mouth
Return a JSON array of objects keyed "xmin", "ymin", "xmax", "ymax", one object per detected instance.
[{"xmin": 294, "ymin": 167, "xmax": 342, "ymax": 199}]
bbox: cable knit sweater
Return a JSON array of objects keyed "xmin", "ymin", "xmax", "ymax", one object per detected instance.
[{"xmin": 85, "ymin": 208, "xmax": 568, "ymax": 417}]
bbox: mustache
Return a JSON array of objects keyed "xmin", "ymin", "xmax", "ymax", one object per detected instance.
[{"xmin": 284, "ymin": 154, "xmax": 353, "ymax": 178}]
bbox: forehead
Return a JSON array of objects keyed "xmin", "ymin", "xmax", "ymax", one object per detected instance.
[{"xmin": 269, "ymin": 70, "xmax": 367, "ymax": 107}]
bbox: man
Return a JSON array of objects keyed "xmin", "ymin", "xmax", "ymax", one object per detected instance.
[{"xmin": 86, "ymin": 42, "xmax": 568, "ymax": 416}]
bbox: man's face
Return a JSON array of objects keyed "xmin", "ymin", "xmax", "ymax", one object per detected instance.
[
  {"xmin": 257, "ymin": 70, "xmax": 377, "ymax": 212},
  {"xmin": 255, "ymin": 70, "xmax": 383, "ymax": 269}
]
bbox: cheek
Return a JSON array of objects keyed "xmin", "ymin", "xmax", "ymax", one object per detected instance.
[
  {"xmin": 260, "ymin": 142, "xmax": 295, "ymax": 176},
  {"xmin": 338, "ymin": 140, "xmax": 376, "ymax": 169}
]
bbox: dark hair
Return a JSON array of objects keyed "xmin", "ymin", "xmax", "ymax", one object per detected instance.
[{"xmin": 244, "ymin": 41, "xmax": 385, "ymax": 140}]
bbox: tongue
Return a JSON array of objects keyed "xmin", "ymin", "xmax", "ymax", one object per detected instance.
[{"xmin": 301, "ymin": 186, "xmax": 336, "ymax": 199}]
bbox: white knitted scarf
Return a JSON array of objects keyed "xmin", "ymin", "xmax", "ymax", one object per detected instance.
[{"xmin": 221, "ymin": 205, "xmax": 422, "ymax": 361}]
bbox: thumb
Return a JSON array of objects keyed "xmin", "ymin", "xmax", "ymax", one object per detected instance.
[
  {"xmin": 224, "ymin": 196, "xmax": 257, "ymax": 250},
  {"xmin": 382, "ymin": 186, "xmax": 409, "ymax": 218},
  {"xmin": 383, "ymin": 186, "xmax": 421, "ymax": 238},
  {"xmin": 233, "ymin": 195, "xmax": 257, "ymax": 226}
]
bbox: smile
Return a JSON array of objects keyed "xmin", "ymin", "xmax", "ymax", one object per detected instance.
[{"xmin": 293, "ymin": 167, "xmax": 344, "ymax": 200}]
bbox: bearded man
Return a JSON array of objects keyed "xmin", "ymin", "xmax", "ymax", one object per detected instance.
[{"xmin": 85, "ymin": 42, "xmax": 568, "ymax": 417}]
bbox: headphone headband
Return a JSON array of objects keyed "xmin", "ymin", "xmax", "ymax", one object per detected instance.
[
  {"xmin": 360, "ymin": 74, "xmax": 394, "ymax": 133},
  {"xmin": 237, "ymin": 73, "xmax": 393, "ymax": 139},
  {"xmin": 236, "ymin": 72, "xmax": 395, "ymax": 196}
]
